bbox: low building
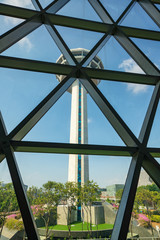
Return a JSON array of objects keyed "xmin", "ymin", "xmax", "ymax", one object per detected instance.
[
  {"xmin": 106, "ymin": 184, "xmax": 124, "ymax": 201},
  {"xmin": 138, "ymin": 169, "xmax": 153, "ymax": 187}
]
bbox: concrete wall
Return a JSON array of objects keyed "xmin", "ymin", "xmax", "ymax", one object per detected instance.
[
  {"xmin": 138, "ymin": 170, "xmax": 153, "ymax": 187},
  {"xmin": 103, "ymin": 202, "xmax": 116, "ymax": 225},
  {"xmin": 57, "ymin": 205, "xmax": 77, "ymax": 225},
  {"xmin": 83, "ymin": 205, "xmax": 105, "ymax": 225}
]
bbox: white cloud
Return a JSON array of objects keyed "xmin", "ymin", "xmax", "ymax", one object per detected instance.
[
  {"xmin": 2, "ymin": 0, "xmax": 32, "ymax": 8},
  {"xmin": 18, "ymin": 37, "xmax": 33, "ymax": 52},
  {"xmin": 119, "ymin": 58, "xmax": 144, "ymax": 74},
  {"xmin": 118, "ymin": 58, "xmax": 148, "ymax": 94},
  {"xmin": 88, "ymin": 118, "xmax": 92, "ymax": 124},
  {"xmin": 4, "ymin": 16, "xmax": 22, "ymax": 25},
  {"xmin": 126, "ymin": 83, "xmax": 148, "ymax": 94}
]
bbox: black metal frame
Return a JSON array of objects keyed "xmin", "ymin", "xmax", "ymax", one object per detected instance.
[{"xmin": 0, "ymin": 0, "xmax": 160, "ymax": 239}]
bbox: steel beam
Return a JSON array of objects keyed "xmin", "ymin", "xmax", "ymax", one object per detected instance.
[
  {"xmin": 10, "ymin": 140, "xmax": 136, "ymax": 156},
  {"xmin": 0, "ymin": 55, "xmax": 73, "ymax": 75},
  {"xmin": 1, "ymin": 141, "xmax": 160, "ymax": 158},
  {"xmin": 0, "ymin": 114, "xmax": 40, "ymax": 240},
  {"xmin": 0, "ymin": 3, "xmax": 38, "ymax": 19},
  {"xmin": 148, "ymin": 147, "xmax": 160, "ymax": 157},
  {"xmin": 152, "ymin": 0, "xmax": 160, "ymax": 3},
  {"xmin": 0, "ymin": 13, "xmax": 42, "ymax": 53},
  {"xmin": 1, "ymin": 4, "xmax": 160, "ymax": 41},
  {"xmin": 139, "ymin": 0, "xmax": 160, "ymax": 27},
  {"xmin": 143, "ymin": 151, "xmax": 160, "ymax": 187},
  {"xmin": 120, "ymin": 26, "xmax": 160, "ymax": 41},
  {"xmin": 142, "ymin": 154, "xmax": 160, "ymax": 187},
  {"xmin": 1, "ymin": 55, "xmax": 158, "ymax": 85},
  {"xmin": 83, "ymin": 67, "xmax": 159, "ymax": 84},
  {"xmin": 48, "ymin": 13, "xmax": 112, "ymax": 33},
  {"xmin": 48, "ymin": 14, "xmax": 160, "ymax": 41}
]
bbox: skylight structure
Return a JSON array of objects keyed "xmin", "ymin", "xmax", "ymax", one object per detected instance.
[{"xmin": 0, "ymin": 0, "xmax": 160, "ymax": 239}]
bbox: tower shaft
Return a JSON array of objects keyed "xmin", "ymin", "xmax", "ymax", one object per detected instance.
[{"xmin": 68, "ymin": 79, "xmax": 89, "ymax": 184}]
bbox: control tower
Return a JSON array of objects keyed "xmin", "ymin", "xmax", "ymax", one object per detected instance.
[{"xmin": 56, "ymin": 48, "xmax": 104, "ymax": 185}]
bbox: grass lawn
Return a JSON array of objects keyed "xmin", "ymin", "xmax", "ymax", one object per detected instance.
[{"xmin": 46, "ymin": 222, "xmax": 113, "ymax": 231}]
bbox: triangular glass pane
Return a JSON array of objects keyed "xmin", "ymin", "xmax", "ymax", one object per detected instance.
[
  {"xmin": 23, "ymin": 90, "xmax": 71, "ymax": 143},
  {"xmin": 120, "ymin": 2, "xmax": 160, "ymax": 31},
  {"xmin": 98, "ymin": 80, "xmax": 154, "ymax": 139},
  {"xmin": 15, "ymin": 152, "xmax": 68, "ymax": 187},
  {"xmin": 1, "ymin": 0, "xmax": 34, "ymax": 9},
  {"xmin": 131, "ymin": 38, "xmax": 160, "ymax": 69},
  {"xmin": 100, "ymin": 0, "xmax": 132, "ymax": 21},
  {"xmin": 0, "ymin": 16, "xmax": 24, "ymax": 35},
  {"xmin": 57, "ymin": 0, "xmax": 102, "ymax": 22},
  {"xmin": 0, "ymin": 68, "xmax": 57, "ymax": 134},
  {"xmin": 87, "ymin": 93, "xmax": 125, "ymax": 146},
  {"xmin": 147, "ymin": 100, "xmax": 160, "ymax": 148},
  {"xmin": 2, "ymin": 24, "xmax": 62, "ymax": 62},
  {"xmin": 55, "ymin": 25, "xmax": 103, "ymax": 53}
]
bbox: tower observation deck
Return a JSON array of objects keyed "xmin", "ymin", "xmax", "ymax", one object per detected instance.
[{"xmin": 56, "ymin": 48, "xmax": 104, "ymax": 185}]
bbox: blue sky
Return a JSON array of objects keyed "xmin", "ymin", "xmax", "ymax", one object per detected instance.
[{"xmin": 0, "ymin": 0, "xmax": 160, "ymax": 188}]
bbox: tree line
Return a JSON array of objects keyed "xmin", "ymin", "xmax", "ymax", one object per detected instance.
[
  {"xmin": 0, "ymin": 180, "xmax": 100, "ymax": 239},
  {"xmin": 115, "ymin": 184, "xmax": 160, "ymax": 237}
]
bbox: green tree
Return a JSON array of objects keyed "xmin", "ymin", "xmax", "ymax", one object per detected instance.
[
  {"xmin": 0, "ymin": 182, "xmax": 18, "ymax": 237},
  {"xmin": 63, "ymin": 181, "xmax": 79, "ymax": 239},
  {"xmin": 115, "ymin": 189, "xmax": 123, "ymax": 203},
  {"xmin": 135, "ymin": 189, "xmax": 154, "ymax": 236},
  {"xmin": 27, "ymin": 186, "xmax": 43, "ymax": 205},
  {"xmin": 146, "ymin": 184, "xmax": 160, "ymax": 192},
  {"xmin": 80, "ymin": 180, "xmax": 100, "ymax": 237},
  {"xmin": 151, "ymin": 191, "xmax": 160, "ymax": 210},
  {"xmin": 34, "ymin": 181, "xmax": 64, "ymax": 240}
]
